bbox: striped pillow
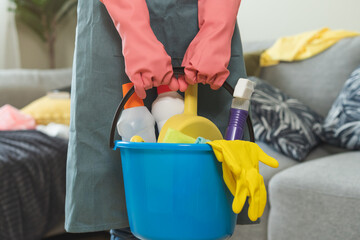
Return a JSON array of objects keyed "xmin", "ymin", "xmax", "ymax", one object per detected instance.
[
  {"xmin": 250, "ymin": 77, "xmax": 323, "ymax": 161},
  {"xmin": 322, "ymin": 66, "xmax": 360, "ymax": 149}
]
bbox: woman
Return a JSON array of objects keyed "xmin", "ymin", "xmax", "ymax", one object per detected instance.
[{"xmin": 65, "ymin": 0, "xmax": 247, "ymax": 239}]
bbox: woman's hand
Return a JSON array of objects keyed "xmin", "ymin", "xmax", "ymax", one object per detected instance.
[
  {"xmin": 101, "ymin": 0, "xmax": 179, "ymax": 98},
  {"xmin": 182, "ymin": 0, "xmax": 241, "ymax": 90}
]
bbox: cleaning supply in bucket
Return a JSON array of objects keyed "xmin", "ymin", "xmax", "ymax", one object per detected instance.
[
  {"xmin": 162, "ymin": 128, "xmax": 197, "ymax": 143},
  {"xmin": 158, "ymin": 84, "xmax": 223, "ymax": 142},
  {"xmin": 207, "ymin": 140, "xmax": 279, "ymax": 221},
  {"xmin": 117, "ymin": 83, "xmax": 156, "ymax": 142},
  {"xmin": 162, "ymin": 128, "xmax": 209, "ymax": 144},
  {"xmin": 225, "ymin": 78, "xmax": 255, "ymax": 140},
  {"xmin": 151, "ymin": 85, "xmax": 184, "ymax": 132},
  {"xmin": 110, "ymin": 78, "xmax": 261, "ymax": 239},
  {"xmin": 130, "ymin": 135, "xmax": 145, "ymax": 142}
]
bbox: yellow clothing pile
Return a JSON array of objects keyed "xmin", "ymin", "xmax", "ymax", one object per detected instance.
[{"xmin": 260, "ymin": 28, "xmax": 360, "ymax": 66}]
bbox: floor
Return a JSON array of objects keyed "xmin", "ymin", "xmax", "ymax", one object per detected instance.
[
  {"xmin": 42, "ymin": 227, "xmax": 244, "ymax": 240},
  {"xmin": 43, "ymin": 231, "xmax": 110, "ymax": 240}
]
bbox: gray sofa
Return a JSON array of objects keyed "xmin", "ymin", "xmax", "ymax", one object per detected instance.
[{"xmin": 230, "ymin": 36, "xmax": 360, "ymax": 240}]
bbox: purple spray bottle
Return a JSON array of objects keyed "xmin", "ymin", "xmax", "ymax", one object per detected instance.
[
  {"xmin": 225, "ymin": 78, "xmax": 257, "ymax": 224},
  {"xmin": 225, "ymin": 78, "xmax": 255, "ymax": 140}
]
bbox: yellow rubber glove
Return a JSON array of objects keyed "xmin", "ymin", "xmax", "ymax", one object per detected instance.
[{"xmin": 207, "ymin": 140, "xmax": 278, "ymax": 221}]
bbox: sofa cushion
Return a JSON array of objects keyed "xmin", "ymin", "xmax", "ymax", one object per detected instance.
[
  {"xmin": 258, "ymin": 142, "xmax": 340, "ymax": 186},
  {"xmin": 21, "ymin": 95, "xmax": 71, "ymax": 126},
  {"xmin": 268, "ymin": 151, "xmax": 360, "ymax": 240},
  {"xmin": 260, "ymin": 36, "xmax": 360, "ymax": 117},
  {"xmin": 250, "ymin": 77, "xmax": 323, "ymax": 161},
  {"xmin": 322, "ymin": 65, "xmax": 360, "ymax": 149}
]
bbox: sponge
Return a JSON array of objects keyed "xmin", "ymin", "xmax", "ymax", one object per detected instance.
[{"xmin": 162, "ymin": 128, "xmax": 197, "ymax": 143}]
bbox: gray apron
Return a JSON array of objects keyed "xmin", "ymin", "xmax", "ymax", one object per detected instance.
[{"xmin": 65, "ymin": 0, "xmax": 248, "ymax": 232}]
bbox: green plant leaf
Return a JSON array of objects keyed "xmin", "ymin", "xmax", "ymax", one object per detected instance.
[
  {"xmin": 16, "ymin": 5, "xmax": 46, "ymax": 41},
  {"xmin": 55, "ymin": 0, "xmax": 77, "ymax": 24},
  {"xmin": 10, "ymin": 0, "xmax": 77, "ymax": 36},
  {"xmin": 9, "ymin": 0, "xmax": 78, "ymax": 68},
  {"xmin": 32, "ymin": 0, "xmax": 47, "ymax": 6},
  {"xmin": 44, "ymin": 0, "xmax": 67, "ymax": 23},
  {"xmin": 14, "ymin": 0, "xmax": 43, "ymax": 13}
]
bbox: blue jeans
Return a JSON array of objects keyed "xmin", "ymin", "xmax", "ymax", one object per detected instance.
[{"xmin": 110, "ymin": 228, "xmax": 138, "ymax": 240}]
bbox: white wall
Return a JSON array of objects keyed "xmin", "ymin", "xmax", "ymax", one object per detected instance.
[{"xmin": 237, "ymin": 0, "xmax": 360, "ymax": 42}]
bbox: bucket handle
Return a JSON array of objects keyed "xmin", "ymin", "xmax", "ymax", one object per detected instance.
[{"xmin": 109, "ymin": 67, "xmax": 255, "ymax": 149}]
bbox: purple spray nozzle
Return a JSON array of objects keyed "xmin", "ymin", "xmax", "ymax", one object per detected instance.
[{"xmin": 225, "ymin": 78, "xmax": 255, "ymax": 141}]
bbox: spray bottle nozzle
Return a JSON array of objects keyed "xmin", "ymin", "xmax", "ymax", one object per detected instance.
[{"xmin": 233, "ymin": 78, "xmax": 255, "ymax": 99}]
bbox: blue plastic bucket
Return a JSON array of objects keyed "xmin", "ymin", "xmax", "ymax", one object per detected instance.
[{"xmin": 114, "ymin": 141, "xmax": 237, "ymax": 240}]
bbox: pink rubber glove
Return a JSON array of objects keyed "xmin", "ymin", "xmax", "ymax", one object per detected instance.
[
  {"xmin": 182, "ymin": 0, "xmax": 241, "ymax": 90},
  {"xmin": 100, "ymin": 0, "xmax": 179, "ymax": 98}
]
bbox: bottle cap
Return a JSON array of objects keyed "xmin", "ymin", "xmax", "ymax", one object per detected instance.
[
  {"xmin": 157, "ymin": 85, "xmax": 172, "ymax": 95},
  {"xmin": 233, "ymin": 78, "xmax": 255, "ymax": 100},
  {"xmin": 122, "ymin": 83, "xmax": 144, "ymax": 109}
]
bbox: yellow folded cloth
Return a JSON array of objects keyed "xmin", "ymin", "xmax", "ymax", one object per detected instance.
[
  {"xmin": 207, "ymin": 140, "xmax": 278, "ymax": 221},
  {"xmin": 260, "ymin": 28, "xmax": 360, "ymax": 66}
]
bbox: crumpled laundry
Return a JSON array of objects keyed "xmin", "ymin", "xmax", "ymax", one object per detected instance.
[
  {"xmin": 0, "ymin": 104, "xmax": 36, "ymax": 131},
  {"xmin": 260, "ymin": 28, "xmax": 360, "ymax": 66},
  {"xmin": 207, "ymin": 140, "xmax": 278, "ymax": 221},
  {"xmin": 36, "ymin": 123, "xmax": 70, "ymax": 140}
]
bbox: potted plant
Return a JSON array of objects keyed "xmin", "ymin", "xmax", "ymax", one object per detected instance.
[{"xmin": 9, "ymin": 0, "xmax": 77, "ymax": 68}]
